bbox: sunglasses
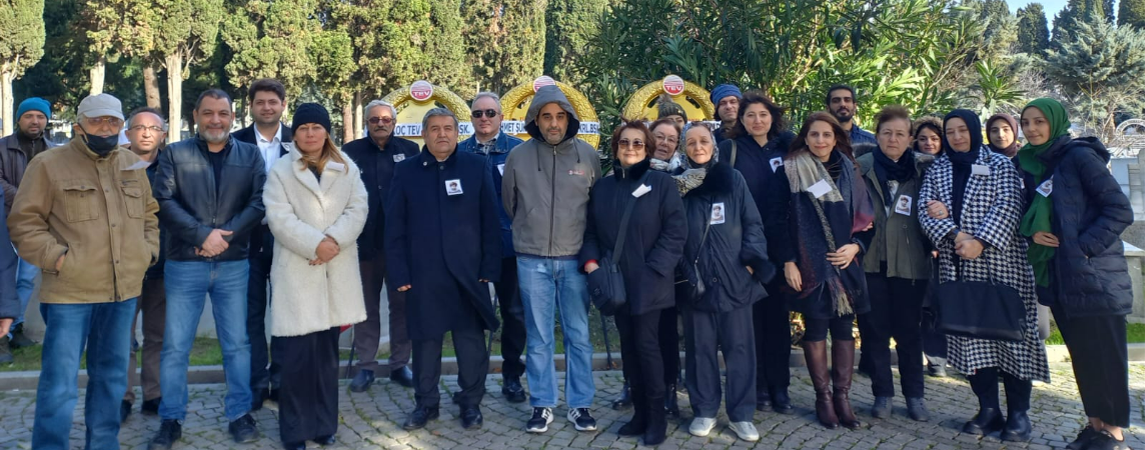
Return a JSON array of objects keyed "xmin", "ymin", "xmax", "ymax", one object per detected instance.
[
  {"xmin": 471, "ymin": 109, "xmax": 499, "ymax": 119},
  {"xmin": 367, "ymin": 117, "xmax": 394, "ymax": 125},
  {"xmin": 617, "ymin": 139, "xmax": 645, "ymax": 149}
]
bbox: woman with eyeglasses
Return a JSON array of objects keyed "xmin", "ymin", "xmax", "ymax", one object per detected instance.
[
  {"xmin": 714, "ymin": 90, "xmax": 798, "ymax": 415},
  {"xmin": 581, "ymin": 120, "xmax": 686, "ymax": 446}
]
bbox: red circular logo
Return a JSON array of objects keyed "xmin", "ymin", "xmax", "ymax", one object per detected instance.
[
  {"xmin": 410, "ymin": 80, "xmax": 434, "ymax": 102},
  {"xmin": 533, "ymin": 76, "xmax": 556, "ymax": 93},
  {"xmin": 662, "ymin": 75, "xmax": 685, "ymax": 96}
]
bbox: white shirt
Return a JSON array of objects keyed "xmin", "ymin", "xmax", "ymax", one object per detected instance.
[{"xmin": 256, "ymin": 123, "xmax": 283, "ymax": 173}]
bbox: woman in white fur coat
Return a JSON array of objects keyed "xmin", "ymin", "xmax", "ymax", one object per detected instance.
[{"xmin": 263, "ymin": 103, "xmax": 368, "ymax": 450}]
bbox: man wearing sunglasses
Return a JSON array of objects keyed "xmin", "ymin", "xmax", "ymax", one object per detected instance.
[
  {"xmin": 343, "ymin": 99, "xmax": 420, "ymax": 392},
  {"xmin": 457, "ymin": 92, "xmax": 528, "ymax": 404}
]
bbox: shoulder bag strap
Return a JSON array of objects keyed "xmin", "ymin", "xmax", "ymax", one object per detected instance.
[{"xmin": 730, "ymin": 141, "xmax": 738, "ymax": 167}]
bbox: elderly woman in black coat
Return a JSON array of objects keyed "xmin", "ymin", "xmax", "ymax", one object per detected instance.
[
  {"xmin": 581, "ymin": 120, "xmax": 686, "ymax": 447},
  {"xmin": 772, "ymin": 112, "xmax": 874, "ymax": 430},
  {"xmin": 1016, "ymin": 98, "xmax": 1133, "ymax": 450},
  {"xmin": 676, "ymin": 121, "xmax": 774, "ymax": 442},
  {"xmin": 714, "ymin": 91, "xmax": 798, "ymax": 414},
  {"xmin": 919, "ymin": 110, "xmax": 1049, "ymax": 443}
]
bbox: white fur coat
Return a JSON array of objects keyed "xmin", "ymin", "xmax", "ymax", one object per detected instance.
[{"xmin": 263, "ymin": 144, "xmax": 369, "ymax": 337}]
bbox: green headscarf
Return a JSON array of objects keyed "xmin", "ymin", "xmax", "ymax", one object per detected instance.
[{"xmin": 1017, "ymin": 98, "xmax": 1070, "ymax": 287}]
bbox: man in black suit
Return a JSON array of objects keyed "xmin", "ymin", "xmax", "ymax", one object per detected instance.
[{"xmin": 233, "ymin": 78, "xmax": 292, "ymax": 410}]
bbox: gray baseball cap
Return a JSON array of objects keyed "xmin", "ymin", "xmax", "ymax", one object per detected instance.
[{"xmin": 77, "ymin": 93, "xmax": 124, "ymax": 120}]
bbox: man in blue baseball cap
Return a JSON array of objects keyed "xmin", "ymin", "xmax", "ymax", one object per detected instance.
[
  {"xmin": 0, "ymin": 96, "xmax": 58, "ymax": 361},
  {"xmin": 710, "ymin": 84, "xmax": 742, "ymax": 143}
]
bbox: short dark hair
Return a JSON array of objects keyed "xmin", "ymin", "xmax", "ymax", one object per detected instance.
[
  {"xmin": 728, "ymin": 91, "xmax": 787, "ymax": 141},
  {"xmin": 609, "ymin": 118, "xmax": 655, "ymax": 160},
  {"xmin": 825, "ymin": 84, "xmax": 857, "ymax": 106},
  {"xmin": 248, "ymin": 79, "xmax": 286, "ymax": 102},
  {"xmin": 127, "ymin": 106, "xmax": 166, "ymax": 128},
  {"xmin": 874, "ymin": 105, "xmax": 911, "ymax": 134},
  {"xmin": 195, "ymin": 89, "xmax": 233, "ymax": 111}
]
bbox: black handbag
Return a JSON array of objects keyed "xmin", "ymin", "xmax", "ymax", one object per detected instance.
[
  {"xmin": 587, "ymin": 171, "xmax": 649, "ymax": 316},
  {"xmin": 934, "ymin": 259, "xmax": 1026, "ymax": 342}
]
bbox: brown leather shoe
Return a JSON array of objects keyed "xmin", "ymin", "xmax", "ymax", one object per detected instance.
[
  {"xmin": 802, "ymin": 340, "xmax": 838, "ymax": 429},
  {"xmin": 832, "ymin": 340, "xmax": 861, "ymax": 430}
]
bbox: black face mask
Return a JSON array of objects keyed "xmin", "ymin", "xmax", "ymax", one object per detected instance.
[{"xmin": 81, "ymin": 127, "xmax": 119, "ymax": 157}]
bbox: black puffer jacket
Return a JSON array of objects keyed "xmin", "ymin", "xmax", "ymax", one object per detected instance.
[
  {"xmin": 580, "ymin": 159, "xmax": 687, "ymax": 316},
  {"xmin": 678, "ymin": 162, "xmax": 773, "ymax": 312},
  {"xmin": 717, "ymin": 131, "xmax": 796, "ymax": 267},
  {"xmin": 153, "ymin": 136, "xmax": 267, "ymax": 262},
  {"xmin": 1017, "ymin": 136, "xmax": 1133, "ymax": 317}
]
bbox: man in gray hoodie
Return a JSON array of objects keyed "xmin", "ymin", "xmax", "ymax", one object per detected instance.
[{"xmin": 502, "ymin": 85, "xmax": 602, "ymax": 434}]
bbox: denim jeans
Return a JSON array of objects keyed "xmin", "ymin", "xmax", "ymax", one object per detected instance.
[
  {"xmin": 159, "ymin": 260, "xmax": 252, "ymax": 422},
  {"xmin": 13, "ymin": 254, "xmax": 37, "ymax": 327},
  {"xmin": 33, "ymin": 299, "xmax": 137, "ymax": 450},
  {"xmin": 516, "ymin": 256, "xmax": 595, "ymax": 408}
]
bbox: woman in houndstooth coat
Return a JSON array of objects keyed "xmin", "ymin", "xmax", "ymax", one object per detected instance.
[{"xmin": 917, "ymin": 110, "xmax": 1049, "ymax": 443}]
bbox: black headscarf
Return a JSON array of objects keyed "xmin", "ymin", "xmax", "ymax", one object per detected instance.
[
  {"xmin": 872, "ymin": 146, "xmax": 915, "ymax": 205},
  {"xmin": 943, "ymin": 109, "xmax": 982, "ymax": 223}
]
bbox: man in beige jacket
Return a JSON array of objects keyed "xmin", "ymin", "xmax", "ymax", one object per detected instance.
[{"xmin": 8, "ymin": 93, "xmax": 160, "ymax": 450}]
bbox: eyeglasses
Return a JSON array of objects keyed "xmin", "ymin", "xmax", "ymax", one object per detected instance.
[
  {"xmin": 85, "ymin": 117, "xmax": 124, "ymax": 128},
  {"xmin": 617, "ymin": 139, "xmax": 645, "ymax": 149},
  {"xmin": 129, "ymin": 125, "xmax": 165, "ymax": 133},
  {"xmin": 367, "ymin": 117, "xmax": 394, "ymax": 125},
  {"xmin": 654, "ymin": 134, "xmax": 678, "ymax": 145},
  {"xmin": 471, "ymin": 109, "xmax": 499, "ymax": 119}
]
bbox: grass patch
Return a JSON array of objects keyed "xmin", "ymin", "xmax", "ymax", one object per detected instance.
[
  {"xmin": 1, "ymin": 337, "xmax": 229, "ymax": 373},
  {"xmin": 1043, "ymin": 321, "xmax": 1145, "ymax": 345}
]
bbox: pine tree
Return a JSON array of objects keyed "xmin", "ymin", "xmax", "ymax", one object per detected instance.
[
  {"xmin": 1053, "ymin": 0, "xmax": 1105, "ymax": 44},
  {"xmin": 149, "ymin": 0, "xmax": 224, "ymax": 142},
  {"xmin": 0, "ymin": 0, "xmax": 46, "ymax": 136},
  {"xmin": 222, "ymin": 0, "xmax": 323, "ymax": 102},
  {"xmin": 1121, "ymin": 0, "xmax": 1145, "ymax": 28},
  {"xmin": 426, "ymin": 0, "xmax": 474, "ymax": 98},
  {"xmin": 1017, "ymin": 3, "xmax": 1051, "ymax": 56},
  {"xmin": 463, "ymin": 0, "xmax": 546, "ymax": 94},
  {"xmin": 543, "ymin": 0, "xmax": 608, "ymax": 85}
]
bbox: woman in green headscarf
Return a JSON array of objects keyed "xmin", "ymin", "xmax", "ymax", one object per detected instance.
[{"xmin": 1017, "ymin": 98, "xmax": 1134, "ymax": 450}]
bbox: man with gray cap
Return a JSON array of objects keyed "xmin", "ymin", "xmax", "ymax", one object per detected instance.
[
  {"xmin": 502, "ymin": 84, "xmax": 602, "ymax": 433},
  {"xmin": 0, "ymin": 96, "xmax": 59, "ymax": 358},
  {"xmin": 8, "ymin": 93, "xmax": 160, "ymax": 450}
]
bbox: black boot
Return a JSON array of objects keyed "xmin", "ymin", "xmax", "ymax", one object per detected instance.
[
  {"xmin": 664, "ymin": 384, "xmax": 679, "ymax": 419},
  {"xmin": 1000, "ymin": 410, "xmax": 1031, "ymax": 442},
  {"xmin": 643, "ymin": 396, "xmax": 667, "ymax": 446},
  {"xmin": 962, "ymin": 408, "xmax": 1005, "ymax": 436},
  {"xmin": 756, "ymin": 389, "xmax": 771, "ymax": 409},
  {"xmin": 770, "ymin": 386, "xmax": 794, "ymax": 414},
  {"xmin": 617, "ymin": 394, "xmax": 646, "ymax": 436},
  {"xmin": 611, "ymin": 380, "xmax": 633, "ymax": 410}
]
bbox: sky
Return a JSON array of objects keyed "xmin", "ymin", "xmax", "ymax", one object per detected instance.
[{"xmin": 1009, "ymin": 0, "xmax": 1069, "ymax": 17}]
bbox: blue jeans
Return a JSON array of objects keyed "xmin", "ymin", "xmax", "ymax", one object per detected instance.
[
  {"xmin": 159, "ymin": 260, "xmax": 252, "ymax": 422},
  {"xmin": 517, "ymin": 256, "xmax": 595, "ymax": 408},
  {"xmin": 33, "ymin": 299, "xmax": 137, "ymax": 450},
  {"xmin": 13, "ymin": 254, "xmax": 36, "ymax": 327}
]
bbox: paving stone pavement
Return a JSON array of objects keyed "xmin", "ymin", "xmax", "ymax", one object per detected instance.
[{"xmin": 1, "ymin": 363, "xmax": 1143, "ymax": 449}]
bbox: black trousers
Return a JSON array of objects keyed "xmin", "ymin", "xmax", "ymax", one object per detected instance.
[
  {"xmin": 803, "ymin": 314, "xmax": 854, "ymax": 342},
  {"xmin": 1051, "ymin": 303, "xmax": 1130, "ymax": 427},
  {"xmin": 967, "ymin": 366, "xmax": 1031, "ymax": 412},
  {"xmin": 658, "ymin": 306, "xmax": 681, "ymax": 385},
  {"xmin": 494, "ymin": 257, "xmax": 527, "ymax": 380},
  {"xmin": 616, "ymin": 308, "xmax": 667, "ymax": 404},
  {"xmin": 754, "ymin": 282, "xmax": 791, "ymax": 392},
  {"xmin": 683, "ymin": 305, "xmax": 756, "ymax": 422},
  {"xmin": 859, "ymin": 273, "xmax": 926, "ymax": 398},
  {"xmin": 278, "ymin": 327, "xmax": 339, "ymax": 444},
  {"xmin": 248, "ymin": 247, "xmax": 280, "ymax": 393},
  {"xmin": 413, "ymin": 325, "xmax": 489, "ymax": 408}
]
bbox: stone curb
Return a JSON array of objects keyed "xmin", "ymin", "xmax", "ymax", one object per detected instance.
[{"xmin": 0, "ymin": 343, "xmax": 1133, "ymax": 391}]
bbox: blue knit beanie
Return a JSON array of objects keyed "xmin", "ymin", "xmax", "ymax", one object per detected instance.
[
  {"xmin": 709, "ymin": 84, "xmax": 742, "ymax": 105},
  {"xmin": 16, "ymin": 97, "xmax": 51, "ymax": 121}
]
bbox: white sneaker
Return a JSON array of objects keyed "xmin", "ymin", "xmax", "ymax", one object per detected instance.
[
  {"xmin": 525, "ymin": 407, "xmax": 553, "ymax": 433},
  {"xmin": 729, "ymin": 421, "xmax": 759, "ymax": 442},
  {"xmin": 689, "ymin": 417, "xmax": 717, "ymax": 437},
  {"xmin": 566, "ymin": 407, "xmax": 597, "ymax": 431}
]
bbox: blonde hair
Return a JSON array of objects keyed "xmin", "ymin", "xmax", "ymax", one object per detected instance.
[{"xmin": 297, "ymin": 135, "xmax": 345, "ymax": 172}]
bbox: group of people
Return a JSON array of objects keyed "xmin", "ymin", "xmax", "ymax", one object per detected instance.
[{"xmin": 0, "ymin": 77, "xmax": 1132, "ymax": 450}]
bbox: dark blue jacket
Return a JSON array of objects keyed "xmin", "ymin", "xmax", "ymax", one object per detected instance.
[
  {"xmin": 849, "ymin": 124, "xmax": 876, "ymax": 146},
  {"xmin": 233, "ymin": 124, "xmax": 291, "ymax": 263},
  {"xmin": 385, "ymin": 149, "xmax": 502, "ymax": 339},
  {"xmin": 1017, "ymin": 136, "xmax": 1134, "ymax": 318},
  {"xmin": 0, "ymin": 190, "xmax": 18, "ymax": 319},
  {"xmin": 144, "ymin": 156, "xmax": 167, "ymax": 279},
  {"xmin": 458, "ymin": 132, "xmax": 524, "ymax": 258},
  {"xmin": 344, "ymin": 136, "xmax": 420, "ymax": 261},
  {"xmin": 717, "ymin": 131, "xmax": 795, "ymax": 267}
]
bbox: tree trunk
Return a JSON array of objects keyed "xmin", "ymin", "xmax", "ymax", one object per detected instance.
[
  {"xmin": 353, "ymin": 91, "xmax": 364, "ymax": 140},
  {"xmin": 90, "ymin": 55, "xmax": 106, "ymax": 96},
  {"xmin": 143, "ymin": 63, "xmax": 162, "ymax": 110},
  {"xmin": 0, "ymin": 68, "xmax": 14, "ymax": 137},
  {"xmin": 165, "ymin": 52, "xmax": 184, "ymax": 144},
  {"xmin": 342, "ymin": 100, "xmax": 354, "ymax": 144}
]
